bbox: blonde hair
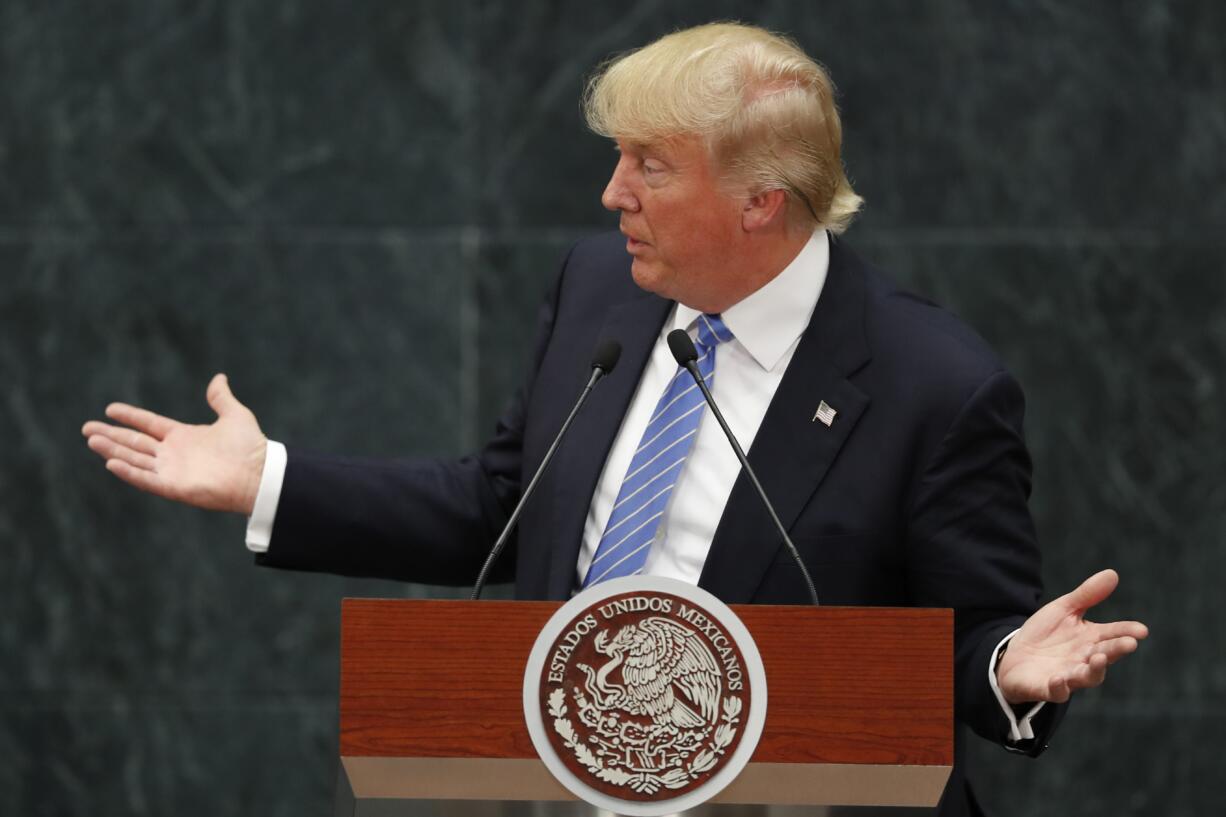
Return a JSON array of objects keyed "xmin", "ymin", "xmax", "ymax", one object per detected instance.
[{"xmin": 584, "ymin": 22, "xmax": 863, "ymax": 234}]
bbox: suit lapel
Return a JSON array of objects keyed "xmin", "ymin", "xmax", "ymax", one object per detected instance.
[
  {"xmin": 699, "ymin": 239, "xmax": 873, "ymax": 603},
  {"xmin": 543, "ymin": 292, "xmax": 672, "ymax": 598}
]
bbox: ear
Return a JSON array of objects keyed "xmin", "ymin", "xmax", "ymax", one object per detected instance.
[{"xmin": 741, "ymin": 188, "xmax": 789, "ymax": 232}]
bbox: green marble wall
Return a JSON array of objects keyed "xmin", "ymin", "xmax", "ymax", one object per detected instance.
[{"xmin": 2, "ymin": 1, "xmax": 1223, "ymax": 814}]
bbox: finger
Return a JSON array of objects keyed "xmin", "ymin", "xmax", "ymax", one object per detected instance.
[
  {"xmin": 1091, "ymin": 636, "xmax": 1140, "ymax": 665},
  {"xmin": 1092, "ymin": 620, "xmax": 1149, "ymax": 642},
  {"xmin": 87, "ymin": 435, "xmax": 157, "ymax": 471},
  {"xmin": 1061, "ymin": 568, "xmax": 1120, "ymax": 613},
  {"xmin": 83, "ymin": 422, "xmax": 159, "ymax": 456},
  {"xmin": 206, "ymin": 373, "xmax": 243, "ymax": 418},
  {"xmin": 89, "ymin": 431, "xmax": 157, "ymax": 469},
  {"xmin": 105, "ymin": 458, "xmax": 174, "ymax": 500},
  {"xmin": 1066, "ymin": 653, "xmax": 1109, "ymax": 691},
  {"xmin": 1045, "ymin": 674, "xmax": 1072, "ymax": 703},
  {"xmin": 105, "ymin": 403, "xmax": 177, "ymax": 440},
  {"xmin": 83, "ymin": 431, "xmax": 111, "ymax": 461}
]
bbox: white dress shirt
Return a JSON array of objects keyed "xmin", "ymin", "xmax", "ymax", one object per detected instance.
[
  {"xmin": 244, "ymin": 229, "xmax": 1041, "ymax": 741},
  {"xmin": 574, "ymin": 231, "xmax": 828, "ymax": 586}
]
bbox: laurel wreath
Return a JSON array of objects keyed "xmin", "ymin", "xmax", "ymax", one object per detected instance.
[{"xmin": 548, "ymin": 688, "xmax": 743, "ymax": 795}]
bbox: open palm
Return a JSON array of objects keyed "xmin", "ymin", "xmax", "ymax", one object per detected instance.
[
  {"xmin": 82, "ymin": 374, "xmax": 267, "ymax": 515},
  {"xmin": 997, "ymin": 569, "xmax": 1148, "ymax": 704}
]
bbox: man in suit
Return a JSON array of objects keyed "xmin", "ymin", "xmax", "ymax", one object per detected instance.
[{"xmin": 83, "ymin": 22, "xmax": 1146, "ymax": 816}]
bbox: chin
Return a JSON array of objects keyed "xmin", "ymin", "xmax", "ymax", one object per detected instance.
[
  {"xmin": 629, "ymin": 259, "xmax": 662, "ymax": 294},
  {"xmin": 632, "ymin": 263, "xmax": 682, "ymax": 303}
]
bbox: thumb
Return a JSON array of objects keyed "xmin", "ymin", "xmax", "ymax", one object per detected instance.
[
  {"xmin": 1061, "ymin": 568, "xmax": 1120, "ymax": 614},
  {"xmin": 206, "ymin": 373, "xmax": 242, "ymax": 417}
]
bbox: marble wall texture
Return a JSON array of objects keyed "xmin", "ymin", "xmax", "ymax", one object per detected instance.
[{"xmin": 2, "ymin": 1, "xmax": 1223, "ymax": 814}]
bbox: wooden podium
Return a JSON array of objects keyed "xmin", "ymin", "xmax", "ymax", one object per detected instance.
[{"xmin": 336, "ymin": 599, "xmax": 952, "ymax": 812}]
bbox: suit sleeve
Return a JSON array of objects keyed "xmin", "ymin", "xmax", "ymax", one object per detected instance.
[
  {"xmin": 905, "ymin": 369, "xmax": 1065, "ymax": 754},
  {"xmin": 252, "ymin": 245, "xmax": 572, "ymax": 586}
]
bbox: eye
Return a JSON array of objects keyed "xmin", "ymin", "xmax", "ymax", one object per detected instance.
[{"xmin": 642, "ymin": 160, "xmax": 665, "ymax": 176}]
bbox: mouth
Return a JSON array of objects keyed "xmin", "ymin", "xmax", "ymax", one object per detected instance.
[{"xmin": 621, "ymin": 228, "xmax": 649, "ymax": 252}]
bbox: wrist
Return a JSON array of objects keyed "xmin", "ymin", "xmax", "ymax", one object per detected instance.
[
  {"xmin": 241, "ymin": 437, "xmax": 268, "ymax": 516},
  {"xmin": 994, "ymin": 634, "xmax": 1030, "ymax": 706},
  {"xmin": 994, "ymin": 635, "xmax": 1010, "ymax": 678}
]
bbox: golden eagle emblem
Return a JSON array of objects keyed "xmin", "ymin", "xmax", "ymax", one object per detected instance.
[{"xmin": 551, "ymin": 616, "xmax": 743, "ymax": 794}]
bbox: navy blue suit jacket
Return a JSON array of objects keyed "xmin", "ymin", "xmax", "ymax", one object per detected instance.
[{"xmin": 258, "ymin": 232, "xmax": 1058, "ymax": 816}]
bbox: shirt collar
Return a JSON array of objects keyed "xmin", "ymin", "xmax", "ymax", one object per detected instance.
[{"xmin": 673, "ymin": 231, "xmax": 829, "ymax": 372}]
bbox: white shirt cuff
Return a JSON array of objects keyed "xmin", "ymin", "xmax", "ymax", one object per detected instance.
[
  {"xmin": 988, "ymin": 628, "xmax": 1047, "ymax": 742},
  {"xmin": 245, "ymin": 440, "xmax": 287, "ymax": 553}
]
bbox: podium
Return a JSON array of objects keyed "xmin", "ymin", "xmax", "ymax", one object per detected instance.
[{"xmin": 336, "ymin": 599, "xmax": 952, "ymax": 812}]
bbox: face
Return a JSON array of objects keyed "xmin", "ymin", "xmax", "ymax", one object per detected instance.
[{"xmin": 601, "ymin": 136, "xmax": 746, "ymax": 311}]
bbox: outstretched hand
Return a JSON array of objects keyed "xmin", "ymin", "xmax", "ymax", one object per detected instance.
[
  {"xmin": 82, "ymin": 374, "xmax": 267, "ymax": 515},
  {"xmin": 997, "ymin": 569, "xmax": 1148, "ymax": 705}
]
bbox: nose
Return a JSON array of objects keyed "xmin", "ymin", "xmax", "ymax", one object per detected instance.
[{"xmin": 601, "ymin": 156, "xmax": 639, "ymax": 213}]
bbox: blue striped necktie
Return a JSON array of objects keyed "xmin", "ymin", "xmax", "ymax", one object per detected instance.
[{"xmin": 581, "ymin": 313, "xmax": 735, "ymax": 588}]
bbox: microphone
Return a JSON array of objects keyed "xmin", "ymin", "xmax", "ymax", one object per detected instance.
[
  {"xmin": 471, "ymin": 339, "xmax": 622, "ymax": 600},
  {"xmin": 668, "ymin": 329, "xmax": 820, "ymax": 606}
]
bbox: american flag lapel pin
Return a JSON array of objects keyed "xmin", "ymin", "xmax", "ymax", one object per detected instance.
[{"xmin": 812, "ymin": 400, "xmax": 837, "ymax": 427}]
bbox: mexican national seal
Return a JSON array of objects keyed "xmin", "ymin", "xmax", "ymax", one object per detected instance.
[{"xmin": 523, "ymin": 576, "xmax": 767, "ymax": 817}]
